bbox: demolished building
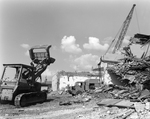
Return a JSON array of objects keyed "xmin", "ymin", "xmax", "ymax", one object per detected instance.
[{"xmin": 104, "ymin": 33, "xmax": 150, "ymax": 89}]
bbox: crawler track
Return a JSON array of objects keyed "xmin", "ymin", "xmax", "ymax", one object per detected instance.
[{"xmin": 14, "ymin": 91, "xmax": 47, "ymax": 107}]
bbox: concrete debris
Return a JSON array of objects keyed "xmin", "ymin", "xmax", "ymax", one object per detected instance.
[
  {"xmin": 105, "ymin": 34, "xmax": 150, "ymax": 89},
  {"xmin": 97, "ymin": 99, "xmax": 134, "ymax": 108},
  {"xmin": 134, "ymin": 102, "xmax": 145, "ymax": 112},
  {"xmin": 59, "ymin": 101, "xmax": 72, "ymax": 106},
  {"xmin": 107, "ymin": 56, "xmax": 150, "ymax": 85},
  {"xmin": 77, "ymin": 106, "xmax": 135, "ymax": 119},
  {"xmin": 59, "ymin": 93, "xmax": 92, "ymax": 106},
  {"xmin": 90, "ymin": 84, "xmax": 150, "ymax": 102}
]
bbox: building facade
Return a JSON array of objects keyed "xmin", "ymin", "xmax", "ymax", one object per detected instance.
[{"xmin": 51, "ymin": 71, "xmax": 100, "ymax": 91}]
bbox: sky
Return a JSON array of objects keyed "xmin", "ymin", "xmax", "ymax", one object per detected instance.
[{"xmin": 0, "ymin": 0, "xmax": 150, "ymax": 79}]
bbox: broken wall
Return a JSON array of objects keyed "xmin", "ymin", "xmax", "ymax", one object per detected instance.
[{"xmin": 101, "ymin": 61, "xmax": 130, "ymax": 86}]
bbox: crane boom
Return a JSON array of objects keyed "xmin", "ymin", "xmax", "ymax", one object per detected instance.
[{"xmin": 112, "ymin": 4, "xmax": 136, "ymax": 53}]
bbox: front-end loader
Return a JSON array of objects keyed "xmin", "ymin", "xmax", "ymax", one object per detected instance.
[{"xmin": 0, "ymin": 45, "xmax": 55, "ymax": 107}]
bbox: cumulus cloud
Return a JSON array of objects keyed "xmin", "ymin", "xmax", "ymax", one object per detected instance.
[
  {"xmin": 71, "ymin": 54, "xmax": 100, "ymax": 70},
  {"xmin": 83, "ymin": 37, "xmax": 109, "ymax": 51},
  {"xmin": 103, "ymin": 37, "xmax": 114, "ymax": 44},
  {"xmin": 20, "ymin": 43, "xmax": 30, "ymax": 56},
  {"xmin": 104, "ymin": 36, "xmax": 131, "ymax": 54},
  {"xmin": 123, "ymin": 36, "xmax": 131, "ymax": 44},
  {"xmin": 21, "ymin": 44, "xmax": 30, "ymax": 49},
  {"xmin": 42, "ymin": 68, "xmax": 56, "ymax": 77},
  {"xmin": 61, "ymin": 36, "xmax": 82, "ymax": 54}
]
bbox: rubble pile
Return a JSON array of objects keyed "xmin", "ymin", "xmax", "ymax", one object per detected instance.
[
  {"xmin": 59, "ymin": 92, "xmax": 92, "ymax": 106},
  {"xmin": 77, "ymin": 104, "xmax": 150, "ymax": 119},
  {"xmin": 93, "ymin": 85, "xmax": 150, "ymax": 102},
  {"xmin": 106, "ymin": 34, "xmax": 150, "ymax": 89},
  {"xmin": 73, "ymin": 86, "xmax": 150, "ymax": 119},
  {"xmin": 107, "ymin": 56, "xmax": 150, "ymax": 85}
]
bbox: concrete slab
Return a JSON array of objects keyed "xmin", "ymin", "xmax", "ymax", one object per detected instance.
[
  {"xmin": 115, "ymin": 100, "xmax": 135, "ymax": 108},
  {"xmin": 138, "ymin": 89, "xmax": 150, "ymax": 99},
  {"xmin": 97, "ymin": 98, "xmax": 122, "ymax": 106},
  {"xmin": 97, "ymin": 99, "xmax": 135, "ymax": 109}
]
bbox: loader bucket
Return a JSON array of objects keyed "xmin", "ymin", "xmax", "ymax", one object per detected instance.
[{"xmin": 29, "ymin": 45, "xmax": 54, "ymax": 64}]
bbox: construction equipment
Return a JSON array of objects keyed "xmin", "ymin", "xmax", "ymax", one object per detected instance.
[
  {"xmin": 99, "ymin": 4, "xmax": 136, "ymax": 84},
  {"xmin": 112, "ymin": 4, "xmax": 136, "ymax": 53},
  {"xmin": 68, "ymin": 79, "xmax": 99, "ymax": 96},
  {"xmin": 105, "ymin": 4, "xmax": 136, "ymax": 55},
  {"xmin": 0, "ymin": 45, "xmax": 55, "ymax": 107},
  {"xmin": 68, "ymin": 82, "xmax": 86, "ymax": 96}
]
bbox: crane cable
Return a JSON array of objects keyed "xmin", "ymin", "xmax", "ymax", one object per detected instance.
[
  {"xmin": 104, "ymin": 4, "xmax": 136, "ymax": 56},
  {"xmin": 134, "ymin": 7, "xmax": 150, "ymax": 58},
  {"xmin": 104, "ymin": 24, "xmax": 123, "ymax": 56},
  {"xmin": 135, "ymin": 7, "xmax": 140, "ymax": 33}
]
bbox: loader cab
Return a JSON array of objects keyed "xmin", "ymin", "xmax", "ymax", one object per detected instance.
[
  {"xmin": 1, "ymin": 64, "xmax": 33, "ymax": 84},
  {"xmin": 1, "ymin": 64, "xmax": 22, "ymax": 83},
  {"xmin": 0, "ymin": 64, "xmax": 34, "ymax": 101}
]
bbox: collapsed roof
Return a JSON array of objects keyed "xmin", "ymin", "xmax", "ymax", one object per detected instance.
[{"xmin": 130, "ymin": 33, "xmax": 150, "ymax": 45}]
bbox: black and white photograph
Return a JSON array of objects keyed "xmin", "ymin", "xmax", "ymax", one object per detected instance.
[{"xmin": 0, "ymin": 0, "xmax": 150, "ymax": 118}]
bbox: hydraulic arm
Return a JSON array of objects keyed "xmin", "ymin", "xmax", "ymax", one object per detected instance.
[{"xmin": 29, "ymin": 45, "xmax": 55, "ymax": 82}]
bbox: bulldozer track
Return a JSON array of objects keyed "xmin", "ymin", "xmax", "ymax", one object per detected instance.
[
  {"xmin": 14, "ymin": 93, "xmax": 25, "ymax": 107},
  {"xmin": 14, "ymin": 91, "xmax": 47, "ymax": 107}
]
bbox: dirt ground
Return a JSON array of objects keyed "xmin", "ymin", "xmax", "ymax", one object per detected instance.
[
  {"xmin": 1, "ymin": 92, "xmax": 149, "ymax": 119},
  {"xmin": 0, "ymin": 92, "xmax": 98, "ymax": 119}
]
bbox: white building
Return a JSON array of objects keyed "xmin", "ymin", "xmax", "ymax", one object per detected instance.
[{"xmin": 51, "ymin": 71, "xmax": 99, "ymax": 91}]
